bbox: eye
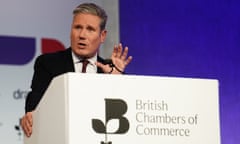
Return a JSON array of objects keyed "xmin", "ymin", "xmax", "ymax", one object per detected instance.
[
  {"xmin": 74, "ymin": 25, "xmax": 82, "ymax": 29},
  {"xmin": 87, "ymin": 26, "xmax": 95, "ymax": 32}
]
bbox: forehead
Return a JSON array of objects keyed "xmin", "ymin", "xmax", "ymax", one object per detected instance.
[{"xmin": 72, "ymin": 13, "xmax": 101, "ymax": 27}]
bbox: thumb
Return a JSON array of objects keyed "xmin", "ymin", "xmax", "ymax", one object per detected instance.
[{"xmin": 96, "ymin": 62, "xmax": 112, "ymax": 73}]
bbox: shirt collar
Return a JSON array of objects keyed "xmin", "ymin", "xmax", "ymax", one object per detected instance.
[{"xmin": 71, "ymin": 51, "xmax": 97, "ymax": 66}]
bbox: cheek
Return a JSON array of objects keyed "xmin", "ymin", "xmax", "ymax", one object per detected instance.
[
  {"xmin": 70, "ymin": 32, "xmax": 74, "ymax": 41},
  {"xmin": 71, "ymin": 32, "xmax": 75, "ymax": 38},
  {"xmin": 92, "ymin": 35, "xmax": 102, "ymax": 44},
  {"xmin": 90, "ymin": 40, "xmax": 101, "ymax": 50},
  {"xmin": 71, "ymin": 30, "xmax": 78, "ymax": 39}
]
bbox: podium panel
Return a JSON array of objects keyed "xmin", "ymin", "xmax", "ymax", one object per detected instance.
[{"xmin": 25, "ymin": 73, "xmax": 220, "ymax": 144}]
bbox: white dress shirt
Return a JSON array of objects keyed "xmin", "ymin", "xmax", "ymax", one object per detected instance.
[{"xmin": 71, "ymin": 52, "xmax": 97, "ymax": 73}]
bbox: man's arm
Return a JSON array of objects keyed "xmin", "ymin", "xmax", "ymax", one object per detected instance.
[{"xmin": 21, "ymin": 55, "xmax": 54, "ymax": 137}]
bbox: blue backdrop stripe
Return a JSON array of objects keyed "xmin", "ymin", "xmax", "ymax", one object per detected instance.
[{"xmin": 120, "ymin": 0, "xmax": 240, "ymax": 143}]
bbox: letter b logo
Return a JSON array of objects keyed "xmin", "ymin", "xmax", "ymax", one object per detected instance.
[{"xmin": 92, "ymin": 99, "xmax": 129, "ymax": 135}]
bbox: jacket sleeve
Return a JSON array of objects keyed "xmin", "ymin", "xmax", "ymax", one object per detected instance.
[{"xmin": 25, "ymin": 55, "xmax": 53, "ymax": 112}]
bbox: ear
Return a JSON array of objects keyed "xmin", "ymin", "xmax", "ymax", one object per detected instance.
[{"xmin": 100, "ymin": 30, "xmax": 107, "ymax": 43}]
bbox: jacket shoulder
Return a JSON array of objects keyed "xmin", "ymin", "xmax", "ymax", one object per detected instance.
[{"xmin": 34, "ymin": 48, "xmax": 73, "ymax": 74}]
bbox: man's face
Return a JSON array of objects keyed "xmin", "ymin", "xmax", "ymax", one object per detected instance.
[{"xmin": 71, "ymin": 13, "xmax": 107, "ymax": 58}]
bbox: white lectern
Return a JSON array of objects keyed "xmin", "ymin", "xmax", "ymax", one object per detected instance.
[{"xmin": 25, "ymin": 73, "xmax": 220, "ymax": 144}]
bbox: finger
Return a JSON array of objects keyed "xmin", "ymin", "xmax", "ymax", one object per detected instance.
[
  {"xmin": 116, "ymin": 43, "xmax": 123, "ymax": 58},
  {"xmin": 96, "ymin": 61, "xmax": 105, "ymax": 69},
  {"xmin": 25, "ymin": 117, "xmax": 32, "ymax": 136},
  {"xmin": 20, "ymin": 117, "xmax": 28, "ymax": 136},
  {"xmin": 111, "ymin": 44, "xmax": 118, "ymax": 58},
  {"xmin": 25, "ymin": 112, "xmax": 33, "ymax": 137},
  {"xmin": 120, "ymin": 46, "xmax": 129, "ymax": 60},
  {"xmin": 125, "ymin": 56, "xmax": 133, "ymax": 65},
  {"xmin": 21, "ymin": 116, "xmax": 31, "ymax": 137}
]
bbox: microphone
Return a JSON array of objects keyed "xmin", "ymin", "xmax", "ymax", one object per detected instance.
[
  {"xmin": 103, "ymin": 59, "xmax": 124, "ymax": 74},
  {"xmin": 103, "ymin": 59, "xmax": 114, "ymax": 67}
]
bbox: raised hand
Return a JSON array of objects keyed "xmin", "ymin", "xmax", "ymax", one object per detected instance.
[{"xmin": 96, "ymin": 43, "xmax": 132, "ymax": 74}]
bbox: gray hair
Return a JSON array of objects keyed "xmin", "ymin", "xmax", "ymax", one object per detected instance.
[{"xmin": 73, "ymin": 3, "xmax": 108, "ymax": 31}]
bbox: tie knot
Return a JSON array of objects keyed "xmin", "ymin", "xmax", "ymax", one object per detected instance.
[{"xmin": 81, "ymin": 59, "xmax": 89, "ymax": 73}]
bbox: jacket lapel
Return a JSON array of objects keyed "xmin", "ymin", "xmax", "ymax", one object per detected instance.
[{"xmin": 63, "ymin": 48, "xmax": 75, "ymax": 73}]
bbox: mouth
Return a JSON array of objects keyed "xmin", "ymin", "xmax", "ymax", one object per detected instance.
[{"xmin": 78, "ymin": 42, "xmax": 87, "ymax": 48}]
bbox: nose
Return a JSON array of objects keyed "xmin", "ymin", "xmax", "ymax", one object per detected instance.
[{"xmin": 79, "ymin": 29, "xmax": 86, "ymax": 39}]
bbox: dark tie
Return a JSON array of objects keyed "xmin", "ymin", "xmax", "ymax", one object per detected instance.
[{"xmin": 81, "ymin": 59, "xmax": 89, "ymax": 73}]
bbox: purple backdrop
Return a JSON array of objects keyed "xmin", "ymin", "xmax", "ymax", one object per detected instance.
[{"xmin": 120, "ymin": 0, "xmax": 240, "ymax": 143}]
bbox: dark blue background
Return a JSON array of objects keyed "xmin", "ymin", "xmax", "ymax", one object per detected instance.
[{"xmin": 120, "ymin": 0, "xmax": 240, "ymax": 143}]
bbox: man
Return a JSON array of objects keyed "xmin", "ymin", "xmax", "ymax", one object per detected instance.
[{"xmin": 21, "ymin": 3, "xmax": 132, "ymax": 137}]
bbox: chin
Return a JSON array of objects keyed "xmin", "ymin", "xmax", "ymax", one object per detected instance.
[{"xmin": 76, "ymin": 51, "xmax": 93, "ymax": 58}]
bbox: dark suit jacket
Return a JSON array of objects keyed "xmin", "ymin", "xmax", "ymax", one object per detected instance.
[{"xmin": 25, "ymin": 48, "xmax": 105, "ymax": 112}]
